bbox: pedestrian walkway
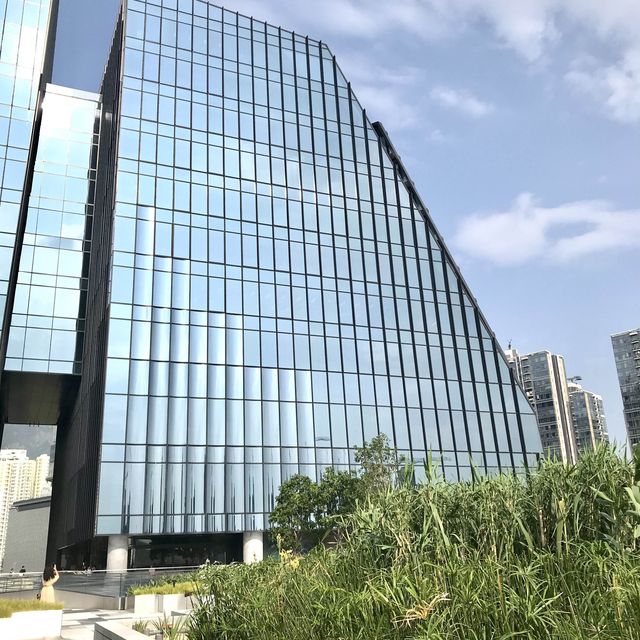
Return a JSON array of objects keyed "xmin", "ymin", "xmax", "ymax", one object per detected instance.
[{"xmin": 61, "ymin": 609, "xmax": 134, "ymax": 639}]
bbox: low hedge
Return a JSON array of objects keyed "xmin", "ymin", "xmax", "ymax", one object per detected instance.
[
  {"xmin": 0, "ymin": 599, "xmax": 64, "ymax": 618},
  {"xmin": 129, "ymin": 580, "xmax": 198, "ymax": 596}
]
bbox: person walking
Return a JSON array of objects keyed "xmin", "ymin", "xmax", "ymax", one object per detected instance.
[{"xmin": 40, "ymin": 565, "xmax": 59, "ymax": 603}]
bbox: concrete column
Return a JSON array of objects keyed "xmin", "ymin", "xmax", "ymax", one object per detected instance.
[
  {"xmin": 106, "ymin": 535, "xmax": 128, "ymax": 572},
  {"xmin": 243, "ymin": 531, "xmax": 263, "ymax": 564}
]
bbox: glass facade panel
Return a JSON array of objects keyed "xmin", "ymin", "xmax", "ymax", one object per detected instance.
[
  {"xmin": 6, "ymin": 85, "xmax": 98, "ymax": 372},
  {"xmin": 0, "ymin": 0, "xmax": 54, "ymax": 344}
]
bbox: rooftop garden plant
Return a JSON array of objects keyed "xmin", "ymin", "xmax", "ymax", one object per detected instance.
[
  {"xmin": 186, "ymin": 443, "xmax": 640, "ymax": 640},
  {"xmin": 0, "ymin": 599, "xmax": 64, "ymax": 618}
]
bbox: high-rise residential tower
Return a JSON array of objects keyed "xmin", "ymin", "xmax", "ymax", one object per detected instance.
[
  {"xmin": 505, "ymin": 348, "xmax": 577, "ymax": 463},
  {"xmin": 567, "ymin": 381, "xmax": 608, "ymax": 453},
  {"xmin": 611, "ymin": 328, "xmax": 640, "ymax": 448},
  {"xmin": 1, "ymin": 0, "xmax": 542, "ymax": 569},
  {"xmin": 0, "ymin": 449, "xmax": 49, "ymax": 567}
]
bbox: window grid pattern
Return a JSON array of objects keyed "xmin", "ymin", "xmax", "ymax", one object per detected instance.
[
  {"xmin": 0, "ymin": 0, "xmax": 52, "ymax": 342},
  {"xmin": 568, "ymin": 386, "xmax": 608, "ymax": 453},
  {"xmin": 6, "ymin": 86, "xmax": 98, "ymax": 373},
  {"xmin": 95, "ymin": 0, "xmax": 541, "ymax": 536},
  {"xmin": 612, "ymin": 330, "xmax": 640, "ymax": 447}
]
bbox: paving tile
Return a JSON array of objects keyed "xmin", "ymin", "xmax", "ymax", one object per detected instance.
[{"xmin": 60, "ymin": 608, "xmax": 137, "ymax": 639}]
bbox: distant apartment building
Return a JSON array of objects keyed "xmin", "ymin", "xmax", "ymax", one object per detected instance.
[
  {"xmin": 505, "ymin": 349, "xmax": 577, "ymax": 463},
  {"xmin": 611, "ymin": 329, "xmax": 640, "ymax": 447},
  {"xmin": 34, "ymin": 453, "xmax": 51, "ymax": 498},
  {"xmin": 567, "ymin": 381, "xmax": 608, "ymax": 453},
  {"xmin": 0, "ymin": 450, "xmax": 50, "ymax": 568}
]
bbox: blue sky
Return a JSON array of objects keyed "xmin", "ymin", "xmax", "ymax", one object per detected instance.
[{"xmin": 53, "ymin": 0, "xmax": 640, "ymax": 445}]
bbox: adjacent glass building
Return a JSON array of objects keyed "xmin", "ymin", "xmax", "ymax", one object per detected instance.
[
  {"xmin": 6, "ymin": 84, "xmax": 98, "ymax": 375},
  {"xmin": 611, "ymin": 328, "xmax": 640, "ymax": 448},
  {"xmin": 1, "ymin": 0, "xmax": 542, "ymax": 569},
  {"xmin": 0, "ymin": 0, "xmax": 57, "ymax": 344}
]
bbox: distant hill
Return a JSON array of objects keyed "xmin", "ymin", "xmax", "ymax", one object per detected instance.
[{"xmin": 1, "ymin": 425, "xmax": 56, "ymax": 458}]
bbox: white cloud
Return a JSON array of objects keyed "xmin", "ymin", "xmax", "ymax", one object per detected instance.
[
  {"xmin": 230, "ymin": 0, "xmax": 454, "ymax": 42},
  {"xmin": 559, "ymin": 0, "xmax": 640, "ymax": 47},
  {"xmin": 230, "ymin": 0, "xmax": 637, "ymax": 61},
  {"xmin": 454, "ymin": 193, "xmax": 640, "ymax": 265},
  {"xmin": 233, "ymin": 0, "xmax": 554, "ymax": 59},
  {"xmin": 427, "ymin": 128, "xmax": 448, "ymax": 143},
  {"xmin": 348, "ymin": 61, "xmax": 425, "ymax": 129},
  {"xmin": 451, "ymin": 0, "xmax": 559, "ymax": 62},
  {"xmin": 566, "ymin": 49, "xmax": 640, "ymax": 123},
  {"xmin": 354, "ymin": 83, "xmax": 420, "ymax": 129},
  {"xmin": 430, "ymin": 86, "xmax": 494, "ymax": 118}
]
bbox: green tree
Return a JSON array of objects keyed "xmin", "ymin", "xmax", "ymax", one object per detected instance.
[
  {"xmin": 316, "ymin": 468, "xmax": 362, "ymax": 532},
  {"xmin": 354, "ymin": 433, "xmax": 404, "ymax": 494},
  {"xmin": 270, "ymin": 469, "xmax": 363, "ymax": 551},
  {"xmin": 269, "ymin": 474, "xmax": 321, "ymax": 552},
  {"xmin": 270, "ymin": 436, "xmax": 404, "ymax": 551}
]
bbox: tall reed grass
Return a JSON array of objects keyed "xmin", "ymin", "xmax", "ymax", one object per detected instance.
[{"xmin": 187, "ymin": 445, "xmax": 640, "ymax": 639}]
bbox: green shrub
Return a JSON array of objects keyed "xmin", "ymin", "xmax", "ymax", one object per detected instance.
[
  {"xmin": 0, "ymin": 599, "xmax": 64, "ymax": 618},
  {"xmin": 132, "ymin": 619, "xmax": 149, "ymax": 633},
  {"xmin": 129, "ymin": 579, "xmax": 198, "ymax": 596},
  {"xmin": 152, "ymin": 613, "xmax": 187, "ymax": 639}
]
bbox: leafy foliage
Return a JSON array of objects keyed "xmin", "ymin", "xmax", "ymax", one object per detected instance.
[
  {"xmin": 128, "ymin": 574, "xmax": 197, "ymax": 595},
  {"xmin": 152, "ymin": 614, "xmax": 187, "ymax": 639},
  {"xmin": 269, "ymin": 469, "xmax": 362, "ymax": 551},
  {"xmin": 269, "ymin": 435, "xmax": 402, "ymax": 550},
  {"xmin": 132, "ymin": 619, "xmax": 150, "ymax": 634},
  {"xmin": 269, "ymin": 474, "xmax": 322, "ymax": 551},
  {"xmin": 354, "ymin": 433, "xmax": 405, "ymax": 494}
]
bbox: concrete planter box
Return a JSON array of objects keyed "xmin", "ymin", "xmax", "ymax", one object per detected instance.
[
  {"xmin": 96, "ymin": 615, "xmax": 189, "ymax": 639},
  {"xmin": 160, "ymin": 593, "xmax": 187, "ymax": 614},
  {"xmin": 133, "ymin": 593, "xmax": 158, "ymax": 616},
  {"xmin": 0, "ymin": 608, "xmax": 63, "ymax": 640},
  {"xmin": 95, "ymin": 620, "xmax": 148, "ymax": 640},
  {"xmin": 132, "ymin": 593, "xmax": 192, "ymax": 616}
]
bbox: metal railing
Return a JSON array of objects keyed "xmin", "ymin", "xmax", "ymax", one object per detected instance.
[
  {"xmin": 0, "ymin": 565, "xmax": 201, "ymax": 599},
  {"xmin": 0, "ymin": 572, "xmax": 41, "ymax": 593}
]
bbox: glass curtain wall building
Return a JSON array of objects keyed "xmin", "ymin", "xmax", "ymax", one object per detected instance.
[{"xmin": 1, "ymin": 0, "xmax": 543, "ymax": 568}]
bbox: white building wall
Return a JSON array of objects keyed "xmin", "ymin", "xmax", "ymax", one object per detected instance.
[
  {"xmin": 2, "ymin": 498, "xmax": 50, "ymax": 573},
  {"xmin": 33, "ymin": 455, "xmax": 51, "ymax": 497}
]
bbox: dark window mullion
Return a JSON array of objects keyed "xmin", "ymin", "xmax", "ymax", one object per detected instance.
[
  {"xmin": 439, "ymin": 259, "xmax": 473, "ymax": 473},
  {"xmin": 372, "ymin": 133, "xmax": 406, "ymax": 453},
  {"xmin": 423, "ymin": 225, "xmax": 459, "ymax": 478},
  {"xmin": 450, "ymin": 272, "xmax": 490, "ymax": 471},
  {"xmin": 325, "ymin": 54, "xmax": 352, "ymax": 457},
  {"xmin": 377, "ymin": 145, "xmax": 415, "ymax": 454}
]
